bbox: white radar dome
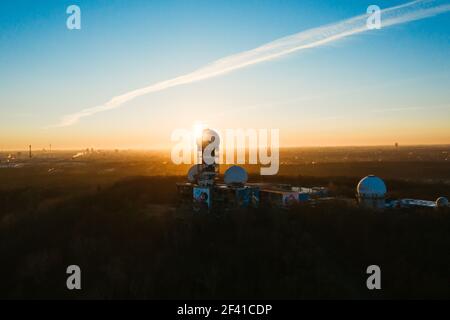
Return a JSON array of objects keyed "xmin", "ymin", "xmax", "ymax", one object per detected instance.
[
  {"xmin": 436, "ymin": 197, "xmax": 449, "ymax": 208},
  {"xmin": 357, "ymin": 175, "xmax": 387, "ymax": 199},
  {"xmin": 224, "ymin": 166, "xmax": 248, "ymax": 185},
  {"xmin": 187, "ymin": 164, "xmax": 202, "ymax": 183}
]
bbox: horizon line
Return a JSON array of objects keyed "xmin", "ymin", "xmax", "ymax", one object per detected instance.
[{"xmin": 2, "ymin": 143, "xmax": 450, "ymax": 153}]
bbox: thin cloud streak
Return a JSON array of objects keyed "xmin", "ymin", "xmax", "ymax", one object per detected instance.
[{"xmin": 52, "ymin": 0, "xmax": 450, "ymax": 127}]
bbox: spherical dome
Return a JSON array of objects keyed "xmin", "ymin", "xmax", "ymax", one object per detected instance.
[
  {"xmin": 357, "ymin": 175, "xmax": 387, "ymax": 198},
  {"xmin": 187, "ymin": 164, "xmax": 202, "ymax": 183},
  {"xmin": 436, "ymin": 197, "xmax": 449, "ymax": 208},
  {"xmin": 224, "ymin": 165, "xmax": 248, "ymax": 185}
]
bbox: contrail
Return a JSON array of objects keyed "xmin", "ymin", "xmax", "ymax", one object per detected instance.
[{"xmin": 53, "ymin": 0, "xmax": 450, "ymax": 127}]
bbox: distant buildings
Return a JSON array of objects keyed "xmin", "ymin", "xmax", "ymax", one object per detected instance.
[
  {"xmin": 357, "ymin": 175, "xmax": 448, "ymax": 210},
  {"xmin": 177, "ymin": 129, "xmax": 448, "ymax": 212},
  {"xmin": 177, "ymin": 129, "xmax": 448, "ymax": 211},
  {"xmin": 177, "ymin": 128, "xmax": 330, "ymax": 211}
]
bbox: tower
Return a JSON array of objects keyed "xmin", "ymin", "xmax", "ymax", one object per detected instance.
[
  {"xmin": 196, "ymin": 128, "xmax": 220, "ymax": 187},
  {"xmin": 29, "ymin": 145, "xmax": 32, "ymax": 159}
]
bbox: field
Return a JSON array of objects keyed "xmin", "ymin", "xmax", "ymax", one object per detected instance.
[{"xmin": 0, "ymin": 146, "xmax": 449, "ymax": 299}]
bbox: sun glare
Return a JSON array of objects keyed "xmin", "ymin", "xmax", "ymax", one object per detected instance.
[{"xmin": 193, "ymin": 121, "xmax": 206, "ymax": 140}]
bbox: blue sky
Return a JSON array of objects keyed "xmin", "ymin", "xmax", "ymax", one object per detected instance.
[{"xmin": 0, "ymin": 0, "xmax": 449, "ymax": 149}]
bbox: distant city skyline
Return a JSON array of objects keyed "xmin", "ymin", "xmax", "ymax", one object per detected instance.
[{"xmin": 1, "ymin": 0, "xmax": 449, "ymax": 149}]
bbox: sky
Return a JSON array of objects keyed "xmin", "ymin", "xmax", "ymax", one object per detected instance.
[{"xmin": 0, "ymin": 0, "xmax": 449, "ymax": 150}]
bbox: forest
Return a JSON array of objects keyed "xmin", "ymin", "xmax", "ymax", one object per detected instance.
[{"xmin": 0, "ymin": 173, "xmax": 448, "ymax": 299}]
